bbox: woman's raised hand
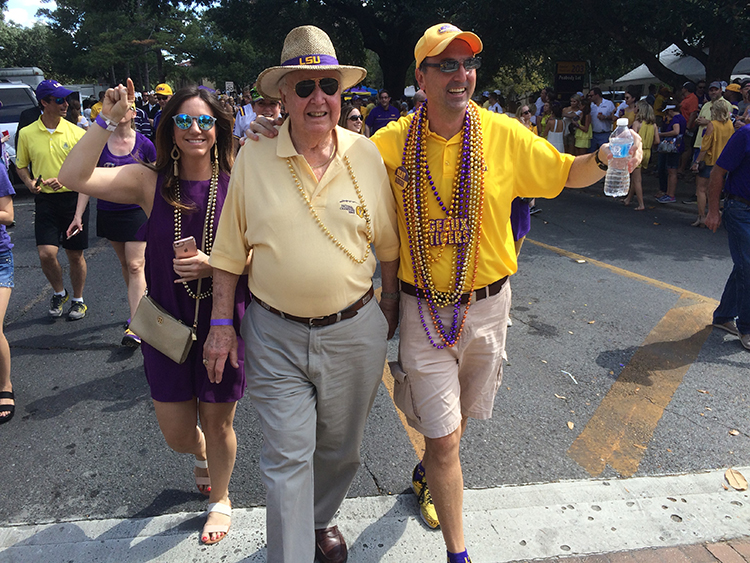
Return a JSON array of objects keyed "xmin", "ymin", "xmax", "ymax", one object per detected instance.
[{"xmin": 103, "ymin": 78, "xmax": 136, "ymax": 123}]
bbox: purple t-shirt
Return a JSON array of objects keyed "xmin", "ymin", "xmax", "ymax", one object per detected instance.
[
  {"xmin": 96, "ymin": 132, "xmax": 156, "ymax": 211},
  {"xmin": 716, "ymin": 123, "xmax": 750, "ymax": 200},
  {"xmin": 510, "ymin": 197, "xmax": 531, "ymax": 241},
  {"xmin": 0, "ymin": 165, "xmax": 15, "ymax": 254},
  {"xmin": 660, "ymin": 114, "xmax": 687, "ymax": 153},
  {"xmin": 365, "ymin": 105, "xmax": 401, "ymax": 134}
]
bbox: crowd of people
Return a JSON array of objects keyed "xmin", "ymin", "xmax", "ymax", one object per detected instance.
[{"xmin": 1, "ymin": 20, "xmax": 748, "ymax": 563}]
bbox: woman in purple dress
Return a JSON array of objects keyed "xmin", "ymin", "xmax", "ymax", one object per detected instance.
[{"xmin": 59, "ymin": 80, "xmax": 248, "ymax": 545}]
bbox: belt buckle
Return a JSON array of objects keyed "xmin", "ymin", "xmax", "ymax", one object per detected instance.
[{"xmin": 308, "ymin": 316, "xmax": 326, "ymax": 327}]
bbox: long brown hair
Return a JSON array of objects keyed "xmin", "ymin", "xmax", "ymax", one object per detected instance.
[{"xmin": 150, "ymin": 86, "xmax": 234, "ymax": 211}]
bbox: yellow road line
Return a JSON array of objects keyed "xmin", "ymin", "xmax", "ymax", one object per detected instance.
[
  {"xmin": 526, "ymin": 239, "xmax": 718, "ymax": 304},
  {"xmin": 524, "ymin": 239, "xmax": 720, "ymax": 477},
  {"xmin": 374, "ymin": 287, "xmax": 425, "ymax": 459},
  {"xmin": 567, "ymin": 295, "xmax": 715, "ymax": 476}
]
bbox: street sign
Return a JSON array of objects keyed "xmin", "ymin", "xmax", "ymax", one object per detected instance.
[{"xmin": 555, "ymin": 61, "xmax": 586, "ymax": 98}]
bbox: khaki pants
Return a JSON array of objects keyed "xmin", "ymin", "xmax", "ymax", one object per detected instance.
[{"xmin": 242, "ymin": 298, "xmax": 388, "ymax": 563}]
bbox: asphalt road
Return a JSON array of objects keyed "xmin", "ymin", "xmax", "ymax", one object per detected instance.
[{"xmin": 1, "ymin": 178, "xmax": 748, "ymax": 534}]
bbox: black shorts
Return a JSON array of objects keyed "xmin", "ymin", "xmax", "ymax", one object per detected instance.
[
  {"xmin": 34, "ymin": 192, "xmax": 90, "ymax": 250},
  {"xmin": 96, "ymin": 207, "xmax": 147, "ymax": 242}
]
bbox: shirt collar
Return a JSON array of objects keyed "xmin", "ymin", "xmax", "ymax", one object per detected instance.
[{"xmin": 276, "ymin": 119, "xmax": 362, "ymax": 159}]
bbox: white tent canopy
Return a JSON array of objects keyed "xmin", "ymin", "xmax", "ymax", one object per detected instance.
[{"xmin": 616, "ymin": 44, "xmax": 750, "ymax": 88}]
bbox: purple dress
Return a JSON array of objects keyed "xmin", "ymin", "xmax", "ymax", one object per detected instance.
[{"xmin": 139, "ymin": 171, "xmax": 250, "ymax": 403}]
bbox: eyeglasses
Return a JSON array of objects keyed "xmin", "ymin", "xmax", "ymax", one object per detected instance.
[
  {"xmin": 420, "ymin": 57, "xmax": 481, "ymax": 73},
  {"xmin": 522, "ymin": 110, "xmax": 531, "ymax": 114},
  {"xmin": 294, "ymin": 77, "xmax": 339, "ymax": 98},
  {"xmin": 348, "ymin": 115, "xmax": 363, "ymax": 121},
  {"xmin": 156, "ymin": 95, "xmax": 168, "ymax": 102},
  {"xmin": 172, "ymin": 114, "xmax": 217, "ymax": 131},
  {"xmin": 48, "ymin": 97, "xmax": 67, "ymax": 105}
]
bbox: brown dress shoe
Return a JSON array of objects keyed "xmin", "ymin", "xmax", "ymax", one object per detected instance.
[{"xmin": 315, "ymin": 525, "xmax": 348, "ymax": 563}]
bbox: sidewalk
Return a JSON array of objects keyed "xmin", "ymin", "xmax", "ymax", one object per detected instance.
[{"xmin": 1, "ymin": 467, "xmax": 748, "ymax": 562}]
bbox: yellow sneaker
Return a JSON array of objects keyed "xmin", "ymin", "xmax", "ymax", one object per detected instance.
[{"xmin": 411, "ymin": 463, "xmax": 439, "ymax": 529}]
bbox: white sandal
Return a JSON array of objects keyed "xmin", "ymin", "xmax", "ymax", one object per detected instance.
[
  {"xmin": 201, "ymin": 501, "xmax": 231, "ymax": 545},
  {"xmin": 194, "ymin": 458, "xmax": 211, "ymax": 496}
]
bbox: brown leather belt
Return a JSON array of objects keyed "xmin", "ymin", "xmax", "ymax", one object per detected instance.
[
  {"xmin": 255, "ymin": 286, "xmax": 374, "ymax": 327},
  {"xmin": 400, "ymin": 277, "xmax": 508, "ymax": 305},
  {"xmin": 725, "ymin": 193, "xmax": 750, "ymax": 207}
]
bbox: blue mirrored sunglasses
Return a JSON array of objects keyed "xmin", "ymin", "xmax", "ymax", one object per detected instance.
[{"xmin": 172, "ymin": 113, "xmax": 216, "ymax": 131}]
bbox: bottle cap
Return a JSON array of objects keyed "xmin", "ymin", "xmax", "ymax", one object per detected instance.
[{"xmin": 616, "ymin": 118, "xmax": 629, "ymax": 127}]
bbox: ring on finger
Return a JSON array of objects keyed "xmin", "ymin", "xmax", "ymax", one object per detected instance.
[{"xmin": 202, "ymin": 358, "xmax": 209, "ymax": 365}]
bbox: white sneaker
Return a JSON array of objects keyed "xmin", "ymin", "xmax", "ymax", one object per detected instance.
[{"xmin": 507, "ymin": 317, "xmax": 513, "ymax": 327}]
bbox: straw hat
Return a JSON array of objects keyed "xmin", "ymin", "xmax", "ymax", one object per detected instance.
[{"xmin": 257, "ymin": 26, "xmax": 367, "ymax": 99}]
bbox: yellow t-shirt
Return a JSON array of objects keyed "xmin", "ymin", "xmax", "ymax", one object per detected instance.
[
  {"xmin": 372, "ymin": 107, "xmax": 574, "ymax": 292},
  {"xmin": 90, "ymin": 101, "xmax": 103, "ymax": 119},
  {"xmin": 210, "ymin": 120, "xmax": 400, "ymax": 317},
  {"xmin": 702, "ymin": 120, "xmax": 735, "ymax": 166},
  {"xmin": 15, "ymin": 116, "xmax": 86, "ymax": 194}
]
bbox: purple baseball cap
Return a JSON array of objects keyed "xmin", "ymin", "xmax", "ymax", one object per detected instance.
[{"xmin": 35, "ymin": 80, "xmax": 74, "ymax": 102}]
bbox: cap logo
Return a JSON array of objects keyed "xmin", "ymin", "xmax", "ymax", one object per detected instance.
[
  {"xmin": 281, "ymin": 54, "xmax": 339, "ymax": 67},
  {"xmin": 438, "ymin": 24, "xmax": 460, "ymax": 34}
]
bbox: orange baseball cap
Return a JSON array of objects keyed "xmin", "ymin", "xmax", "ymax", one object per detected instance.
[{"xmin": 414, "ymin": 24, "xmax": 483, "ymax": 67}]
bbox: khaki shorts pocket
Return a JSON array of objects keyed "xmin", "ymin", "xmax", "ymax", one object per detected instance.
[{"xmin": 388, "ymin": 361, "xmax": 421, "ymax": 424}]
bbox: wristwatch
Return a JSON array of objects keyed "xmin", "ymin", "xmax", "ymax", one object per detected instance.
[{"xmin": 594, "ymin": 149, "xmax": 608, "ymax": 171}]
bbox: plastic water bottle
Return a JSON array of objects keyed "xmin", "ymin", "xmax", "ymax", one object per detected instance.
[{"xmin": 603, "ymin": 118, "xmax": 633, "ymax": 197}]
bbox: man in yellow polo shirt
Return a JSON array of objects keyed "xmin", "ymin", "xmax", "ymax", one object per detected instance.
[
  {"xmin": 371, "ymin": 24, "xmax": 643, "ymax": 563},
  {"xmin": 16, "ymin": 80, "xmax": 89, "ymax": 320}
]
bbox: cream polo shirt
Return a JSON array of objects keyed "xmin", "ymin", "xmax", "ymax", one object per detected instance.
[
  {"xmin": 372, "ymin": 108, "xmax": 574, "ymax": 292},
  {"xmin": 210, "ymin": 120, "xmax": 400, "ymax": 317}
]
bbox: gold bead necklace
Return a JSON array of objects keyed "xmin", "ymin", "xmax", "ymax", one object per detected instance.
[
  {"xmin": 286, "ymin": 154, "xmax": 373, "ymax": 264},
  {"xmin": 173, "ymin": 160, "xmax": 219, "ymax": 300}
]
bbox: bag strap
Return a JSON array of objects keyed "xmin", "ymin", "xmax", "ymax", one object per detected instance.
[{"xmin": 192, "ymin": 279, "xmax": 201, "ymax": 335}]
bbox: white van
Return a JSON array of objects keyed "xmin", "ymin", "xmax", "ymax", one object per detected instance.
[
  {"xmin": 0, "ymin": 67, "xmax": 45, "ymax": 88},
  {"xmin": 0, "ymin": 82, "xmax": 39, "ymax": 181}
]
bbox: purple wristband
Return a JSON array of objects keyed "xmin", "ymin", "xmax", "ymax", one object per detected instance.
[
  {"xmin": 95, "ymin": 114, "xmax": 116, "ymax": 131},
  {"xmin": 210, "ymin": 318, "xmax": 233, "ymax": 326}
]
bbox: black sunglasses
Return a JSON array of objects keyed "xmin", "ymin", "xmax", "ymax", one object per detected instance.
[
  {"xmin": 294, "ymin": 77, "xmax": 339, "ymax": 98},
  {"xmin": 348, "ymin": 115, "xmax": 363, "ymax": 121},
  {"xmin": 47, "ymin": 97, "xmax": 67, "ymax": 105},
  {"xmin": 421, "ymin": 57, "xmax": 481, "ymax": 73},
  {"xmin": 172, "ymin": 113, "xmax": 217, "ymax": 131},
  {"xmin": 522, "ymin": 110, "xmax": 531, "ymax": 114}
]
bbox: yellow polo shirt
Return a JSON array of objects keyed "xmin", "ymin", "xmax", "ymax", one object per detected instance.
[
  {"xmin": 90, "ymin": 101, "xmax": 103, "ymax": 119},
  {"xmin": 210, "ymin": 120, "xmax": 400, "ymax": 317},
  {"xmin": 372, "ymin": 107, "xmax": 574, "ymax": 292},
  {"xmin": 16, "ymin": 116, "xmax": 86, "ymax": 194}
]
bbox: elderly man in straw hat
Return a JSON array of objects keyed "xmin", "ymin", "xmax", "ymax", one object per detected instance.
[{"xmin": 203, "ymin": 25, "xmax": 400, "ymax": 563}]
